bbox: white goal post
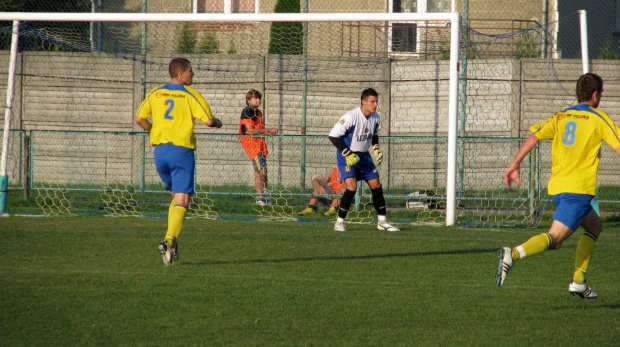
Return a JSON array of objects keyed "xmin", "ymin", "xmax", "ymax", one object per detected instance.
[{"xmin": 0, "ymin": 11, "xmax": 461, "ymax": 226}]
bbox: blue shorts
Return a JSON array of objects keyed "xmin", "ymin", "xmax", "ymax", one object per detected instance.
[
  {"xmin": 154, "ymin": 143, "xmax": 195, "ymax": 194},
  {"xmin": 337, "ymin": 151, "xmax": 379, "ymax": 182},
  {"xmin": 251, "ymin": 152, "xmax": 267, "ymax": 171},
  {"xmin": 550, "ymin": 193, "xmax": 594, "ymax": 231}
]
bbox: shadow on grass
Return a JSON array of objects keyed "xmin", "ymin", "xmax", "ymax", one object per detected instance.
[
  {"xmin": 182, "ymin": 248, "xmax": 498, "ymax": 266},
  {"xmin": 553, "ymin": 300, "xmax": 620, "ymax": 310}
]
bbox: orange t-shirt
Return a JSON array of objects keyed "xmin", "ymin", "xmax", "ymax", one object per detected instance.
[
  {"xmin": 328, "ymin": 168, "xmax": 344, "ymax": 192},
  {"xmin": 238, "ymin": 106, "xmax": 268, "ymax": 159}
]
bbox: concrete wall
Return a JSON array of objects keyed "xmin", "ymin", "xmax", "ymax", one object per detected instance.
[{"xmin": 1, "ymin": 52, "xmax": 619, "ymax": 192}]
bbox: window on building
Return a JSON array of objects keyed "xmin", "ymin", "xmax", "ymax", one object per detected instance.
[
  {"xmin": 392, "ymin": 23, "xmax": 417, "ymax": 52},
  {"xmin": 389, "ymin": 0, "xmax": 454, "ymax": 55},
  {"xmin": 193, "ymin": 0, "xmax": 258, "ymax": 14}
]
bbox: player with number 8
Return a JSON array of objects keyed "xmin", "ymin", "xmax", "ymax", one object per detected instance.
[{"xmin": 498, "ymin": 73, "xmax": 620, "ymax": 298}]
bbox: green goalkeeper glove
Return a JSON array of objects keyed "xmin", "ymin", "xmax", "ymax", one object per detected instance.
[
  {"xmin": 342, "ymin": 148, "xmax": 360, "ymax": 170},
  {"xmin": 372, "ymin": 144, "xmax": 384, "ymax": 165}
]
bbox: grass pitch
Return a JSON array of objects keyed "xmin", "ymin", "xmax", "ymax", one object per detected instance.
[{"xmin": 1, "ymin": 217, "xmax": 619, "ymax": 346}]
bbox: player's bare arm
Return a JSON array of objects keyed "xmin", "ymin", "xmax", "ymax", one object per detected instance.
[
  {"xmin": 135, "ymin": 116, "xmax": 151, "ymax": 132},
  {"xmin": 244, "ymin": 124, "xmax": 278, "ymax": 135},
  {"xmin": 206, "ymin": 118, "xmax": 222, "ymax": 128},
  {"xmin": 504, "ymin": 134, "xmax": 539, "ymax": 189},
  {"xmin": 311, "ymin": 177, "xmax": 329, "ymax": 195}
]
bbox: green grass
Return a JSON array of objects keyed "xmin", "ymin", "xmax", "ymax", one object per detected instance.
[{"xmin": 1, "ymin": 217, "xmax": 619, "ymax": 346}]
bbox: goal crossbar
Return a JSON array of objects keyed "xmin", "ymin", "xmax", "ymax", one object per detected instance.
[
  {"xmin": 0, "ymin": 12, "xmax": 459, "ymax": 23},
  {"xmin": 0, "ymin": 12, "xmax": 461, "ymax": 226}
]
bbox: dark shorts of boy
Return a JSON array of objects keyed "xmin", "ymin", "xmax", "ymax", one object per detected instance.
[{"xmin": 251, "ymin": 152, "xmax": 267, "ymax": 171}]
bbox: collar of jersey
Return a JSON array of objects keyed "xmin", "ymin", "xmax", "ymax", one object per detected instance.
[
  {"xmin": 161, "ymin": 83, "xmax": 188, "ymax": 91},
  {"xmin": 568, "ymin": 103, "xmax": 591, "ymax": 112}
]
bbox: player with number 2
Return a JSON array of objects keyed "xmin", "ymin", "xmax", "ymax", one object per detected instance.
[{"xmin": 135, "ymin": 57, "xmax": 222, "ymax": 266}]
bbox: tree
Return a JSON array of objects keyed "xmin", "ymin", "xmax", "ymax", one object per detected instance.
[
  {"xmin": 597, "ymin": 39, "xmax": 619, "ymax": 60},
  {"xmin": 176, "ymin": 22, "xmax": 197, "ymax": 54},
  {"xmin": 267, "ymin": 0, "xmax": 303, "ymax": 55},
  {"xmin": 196, "ymin": 32, "xmax": 221, "ymax": 54}
]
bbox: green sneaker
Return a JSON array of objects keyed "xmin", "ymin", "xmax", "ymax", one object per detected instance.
[
  {"xmin": 298, "ymin": 207, "xmax": 316, "ymax": 215},
  {"xmin": 324, "ymin": 206, "xmax": 338, "ymax": 216}
]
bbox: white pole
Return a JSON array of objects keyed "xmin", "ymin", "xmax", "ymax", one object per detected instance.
[
  {"xmin": 1, "ymin": 21, "xmax": 19, "ymax": 176},
  {"xmin": 579, "ymin": 10, "xmax": 589, "ymax": 74},
  {"xmin": 579, "ymin": 9, "xmax": 600, "ymax": 215},
  {"xmin": 0, "ymin": 21, "xmax": 20, "ymax": 215},
  {"xmin": 446, "ymin": 13, "xmax": 461, "ymax": 226}
]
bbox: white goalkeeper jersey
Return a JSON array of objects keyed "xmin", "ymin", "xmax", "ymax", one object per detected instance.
[{"xmin": 328, "ymin": 107, "xmax": 381, "ymax": 153}]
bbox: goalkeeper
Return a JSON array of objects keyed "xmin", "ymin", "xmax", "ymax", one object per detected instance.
[
  {"xmin": 135, "ymin": 57, "xmax": 222, "ymax": 266},
  {"xmin": 327, "ymin": 88, "xmax": 399, "ymax": 232}
]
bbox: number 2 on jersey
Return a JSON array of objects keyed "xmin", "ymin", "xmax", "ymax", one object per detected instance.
[
  {"xmin": 563, "ymin": 121, "xmax": 577, "ymax": 145},
  {"xmin": 164, "ymin": 99, "xmax": 174, "ymax": 120}
]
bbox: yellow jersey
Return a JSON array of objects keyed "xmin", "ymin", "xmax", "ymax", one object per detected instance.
[
  {"xmin": 531, "ymin": 103, "xmax": 620, "ymax": 195},
  {"xmin": 136, "ymin": 83, "xmax": 215, "ymax": 149}
]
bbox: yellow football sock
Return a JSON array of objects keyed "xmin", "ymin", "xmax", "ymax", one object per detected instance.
[
  {"xmin": 165, "ymin": 202, "xmax": 187, "ymax": 245},
  {"xmin": 513, "ymin": 233, "xmax": 553, "ymax": 260},
  {"xmin": 573, "ymin": 231, "xmax": 597, "ymax": 284}
]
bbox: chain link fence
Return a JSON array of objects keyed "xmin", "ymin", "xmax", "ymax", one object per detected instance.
[{"xmin": 1, "ymin": 0, "xmax": 619, "ymax": 225}]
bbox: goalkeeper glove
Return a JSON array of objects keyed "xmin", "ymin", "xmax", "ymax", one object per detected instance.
[
  {"xmin": 341, "ymin": 148, "xmax": 360, "ymax": 170},
  {"xmin": 372, "ymin": 144, "xmax": 384, "ymax": 165}
]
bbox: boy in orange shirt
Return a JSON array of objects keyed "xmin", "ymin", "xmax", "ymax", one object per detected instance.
[{"xmin": 238, "ymin": 90, "xmax": 278, "ymax": 205}]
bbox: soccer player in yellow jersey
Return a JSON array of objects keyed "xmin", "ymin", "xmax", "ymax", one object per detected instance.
[
  {"xmin": 135, "ymin": 58, "xmax": 222, "ymax": 266},
  {"xmin": 497, "ymin": 73, "xmax": 620, "ymax": 298}
]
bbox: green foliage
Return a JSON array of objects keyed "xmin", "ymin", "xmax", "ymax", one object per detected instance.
[
  {"xmin": 515, "ymin": 33, "xmax": 540, "ymax": 59},
  {"xmin": 196, "ymin": 32, "xmax": 221, "ymax": 54},
  {"xmin": 1, "ymin": 217, "xmax": 620, "ymax": 345},
  {"xmin": 597, "ymin": 39, "xmax": 619, "ymax": 60},
  {"xmin": 175, "ymin": 22, "xmax": 197, "ymax": 54},
  {"xmin": 227, "ymin": 41, "xmax": 238, "ymax": 54},
  {"xmin": 441, "ymin": 44, "xmax": 476, "ymax": 60},
  {"xmin": 268, "ymin": 0, "xmax": 303, "ymax": 55}
]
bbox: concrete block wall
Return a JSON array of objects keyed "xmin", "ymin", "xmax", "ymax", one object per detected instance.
[{"xmin": 1, "ymin": 52, "xmax": 619, "ymax": 192}]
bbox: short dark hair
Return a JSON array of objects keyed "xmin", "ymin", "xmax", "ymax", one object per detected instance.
[
  {"xmin": 361, "ymin": 88, "xmax": 378, "ymax": 101},
  {"xmin": 576, "ymin": 73, "xmax": 603, "ymax": 102},
  {"xmin": 169, "ymin": 57, "xmax": 191, "ymax": 78}
]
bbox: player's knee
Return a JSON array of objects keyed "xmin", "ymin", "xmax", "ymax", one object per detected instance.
[{"xmin": 584, "ymin": 221, "xmax": 602, "ymax": 236}]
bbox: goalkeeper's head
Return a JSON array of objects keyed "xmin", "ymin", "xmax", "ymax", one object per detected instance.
[{"xmin": 361, "ymin": 88, "xmax": 378, "ymax": 102}]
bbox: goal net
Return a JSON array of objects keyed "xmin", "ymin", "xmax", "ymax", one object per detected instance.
[{"xmin": 0, "ymin": 11, "xmax": 587, "ymax": 228}]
